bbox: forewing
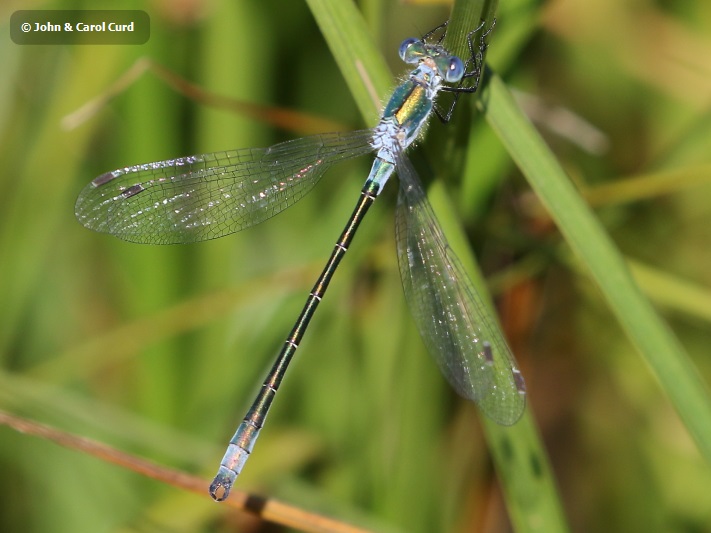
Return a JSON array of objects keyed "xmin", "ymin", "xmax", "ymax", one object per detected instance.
[
  {"xmin": 394, "ymin": 154, "xmax": 525, "ymax": 425},
  {"xmin": 76, "ymin": 129, "xmax": 375, "ymax": 244}
]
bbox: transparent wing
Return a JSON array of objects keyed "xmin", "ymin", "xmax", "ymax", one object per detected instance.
[
  {"xmin": 394, "ymin": 153, "xmax": 526, "ymax": 425},
  {"xmin": 76, "ymin": 129, "xmax": 376, "ymax": 244}
]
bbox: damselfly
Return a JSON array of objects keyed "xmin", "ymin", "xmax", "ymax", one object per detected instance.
[{"xmin": 75, "ymin": 20, "xmax": 526, "ymax": 502}]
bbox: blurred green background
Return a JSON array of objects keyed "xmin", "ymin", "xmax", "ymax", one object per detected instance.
[{"xmin": 1, "ymin": 0, "xmax": 711, "ymax": 532}]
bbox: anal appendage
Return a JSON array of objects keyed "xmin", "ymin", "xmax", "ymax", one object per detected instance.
[{"xmin": 209, "ymin": 421, "xmax": 260, "ymax": 501}]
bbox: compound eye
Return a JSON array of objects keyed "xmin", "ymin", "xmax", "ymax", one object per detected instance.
[
  {"xmin": 399, "ymin": 37, "xmax": 420, "ymax": 63},
  {"xmin": 445, "ymin": 56, "xmax": 465, "ymax": 82}
]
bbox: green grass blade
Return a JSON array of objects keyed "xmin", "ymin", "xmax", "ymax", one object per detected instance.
[
  {"xmin": 627, "ymin": 259, "xmax": 711, "ymax": 323},
  {"xmin": 480, "ymin": 69, "xmax": 711, "ymax": 460},
  {"xmin": 304, "ymin": 0, "xmax": 392, "ymax": 124},
  {"xmin": 306, "ymin": 1, "xmax": 569, "ymax": 531}
]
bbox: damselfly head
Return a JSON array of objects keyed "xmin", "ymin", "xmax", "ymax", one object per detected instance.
[{"xmin": 399, "ymin": 37, "xmax": 465, "ymax": 84}]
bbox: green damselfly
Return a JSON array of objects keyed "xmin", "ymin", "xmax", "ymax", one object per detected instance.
[{"xmin": 75, "ymin": 20, "xmax": 525, "ymax": 501}]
